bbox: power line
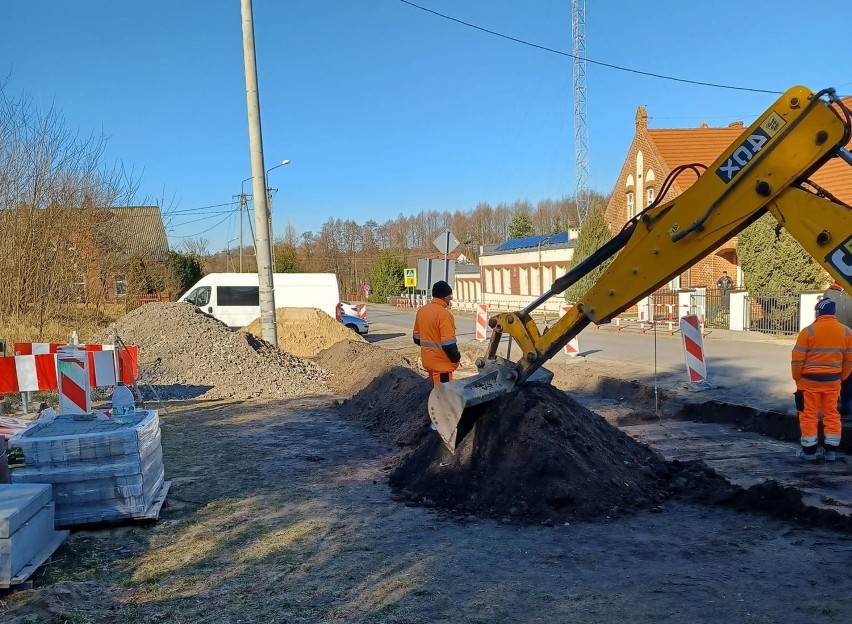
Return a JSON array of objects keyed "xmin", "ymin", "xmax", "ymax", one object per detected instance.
[
  {"xmin": 396, "ymin": 0, "xmax": 782, "ymax": 95},
  {"xmin": 166, "ymin": 208, "xmax": 238, "ymax": 228},
  {"xmin": 169, "ymin": 212, "xmax": 234, "ymax": 239}
]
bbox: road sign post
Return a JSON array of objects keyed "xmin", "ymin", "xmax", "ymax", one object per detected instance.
[
  {"xmin": 433, "ymin": 230, "xmax": 460, "ymax": 283},
  {"xmin": 404, "ymin": 268, "xmax": 417, "ymax": 288}
]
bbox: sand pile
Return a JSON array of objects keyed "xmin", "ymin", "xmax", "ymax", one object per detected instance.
[
  {"xmin": 92, "ymin": 302, "xmax": 328, "ymax": 401},
  {"xmin": 243, "ymin": 307, "xmax": 364, "ymax": 358}
]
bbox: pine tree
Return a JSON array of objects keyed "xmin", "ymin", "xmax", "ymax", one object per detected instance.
[
  {"xmin": 508, "ymin": 212, "xmax": 535, "ymax": 239},
  {"xmin": 738, "ymin": 214, "xmax": 826, "ymax": 332},
  {"xmin": 737, "ymin": 214, "xmax": 826, "ymax": 295},
  {"xmin": 367, "ymin": 250, "xmax": 405, "ymax": 303},
  {"xmin": 274, "ymin": 245, "xmax": 302, "ymax": 273},
  {"xmin": 168, "ymin": 251, "xmax": 203, "ymax": 296},
  {"xmin": 563, "ymin": 205, "xmax": 614, "ymax": 303}
]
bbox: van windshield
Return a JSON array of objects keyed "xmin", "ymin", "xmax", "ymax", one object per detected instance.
[
  {"xmin": 218, "ymin": 286, "xmax": 259, "ymax": 306},
  {"xmin": 184, "ymin": 288, "xmax": 199, "ymax": 305}
]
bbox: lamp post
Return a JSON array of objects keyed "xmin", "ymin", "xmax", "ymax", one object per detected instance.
[
  {"xmin": 264, "ymin": 159, "xmax": 291, "ymax": 265},
  {"xmin": 239, "ymin": 176, "xmax": 252, "ymax": 272},
  {"xmin": 225, "ymin": 237, "xmax": 237, "ymax": 272}
]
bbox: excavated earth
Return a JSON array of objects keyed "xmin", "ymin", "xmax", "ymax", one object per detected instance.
[
  {"xmin": 243, "ymin": 307, "xmax": 365, "ymax": 358},
  {"xmin": 331, "ymin": 355, "xmax": 851, "ymax": 530},
  {"xmin": 90, "ymin": 302, "xmax": 329, "ymax": 401}
]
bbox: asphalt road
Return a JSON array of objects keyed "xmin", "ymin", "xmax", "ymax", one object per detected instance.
[{"xmin": 365, "ymin": 303, "xmax": 798, "ymax": 414}]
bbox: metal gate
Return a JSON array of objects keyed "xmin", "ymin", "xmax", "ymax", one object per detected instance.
[{"xmin": 744, "ymin": 294, "xmax": 800, "ymax": 335}]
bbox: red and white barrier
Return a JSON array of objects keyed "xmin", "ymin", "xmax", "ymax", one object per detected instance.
[
  {"xmin": 358, "ymin": 304, "xmax": 367, "ymax": 320},
  {"xmin": 559, "ymin": 305, "xmax": 580, "ymax": 356},
  {"xmin": 679, "ymin": 314, "xmax": 708, "ymax": 383},
  {"xmin": 58, "ymin": 345, "xmax": 91, "ymax": 414},
  {"xmin": 476, "ymin": 304, "xmax": 489, "ymax": 342},
  {"xmin": 0, "ymin": 344, "xmax": 139, "ymax": 394}
]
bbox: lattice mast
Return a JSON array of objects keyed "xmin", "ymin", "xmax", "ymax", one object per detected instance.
[{"xmin": 572, "ymin": 0, "xmax": 591, "ymax": 224}]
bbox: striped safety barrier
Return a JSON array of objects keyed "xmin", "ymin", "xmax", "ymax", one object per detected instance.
[
  {"xmin": 679, "ymin": 314, "xmax": 708, "ymax": 383},
  {"xmin": 358, "ymin": 304, "xmax": 367, "ymax": 320},
  {"xmin": 475, "ymin": 304, "xmax": 489, "ymax": 342},
  {"xmin": 559, "ymin": 305, "xmax": 580, "ymax": 356},
  {"xmin": 58, "ymin": 345, "xmax": 91, "ymax": 414},
  {"xmin": 0, "ymin": 344, "xmax": 139, "ymax": 394}
]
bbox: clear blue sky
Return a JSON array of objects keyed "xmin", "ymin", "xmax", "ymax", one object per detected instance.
[{"xmin": 2, "ymin": 1, "xmax": 850, "ymax": 252}]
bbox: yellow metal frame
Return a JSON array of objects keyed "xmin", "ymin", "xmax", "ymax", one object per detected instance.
[{"xmin": 486, "ymin": 86, "xmax": 851, "ymax": 382}]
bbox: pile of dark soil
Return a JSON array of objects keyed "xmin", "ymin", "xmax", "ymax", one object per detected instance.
[
  {"xmin": 336, "ymin": 364, "xmax": 432, "ymax": 448},
  {"xmin": 391, "ymin": 382, "xmax": 671, "ymax": 521},
  {"xmin": 332, "ymin": 345, "xmax": 852, "ymax": 529},
  {"xmin": 317, "ymin": 340, "xmax": 431, "ymax": 447},
  {"xmin": 314, "ymin": 340, "xmax": 421, "ymax": 397}
]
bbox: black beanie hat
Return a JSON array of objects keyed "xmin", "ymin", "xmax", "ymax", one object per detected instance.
[{"xmin": 432, "ymin": 280, "xmax": 452, "ymax": 298}]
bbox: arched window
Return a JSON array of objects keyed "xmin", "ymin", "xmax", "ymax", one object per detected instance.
[{"xmin": 626, "ymin": 192, "xmax": 635, "ymax": 219}]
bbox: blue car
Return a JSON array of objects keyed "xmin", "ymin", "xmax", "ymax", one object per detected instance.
[{"xmin": 340, "ymin": 313, "xmax": 369, "ymax": 335}]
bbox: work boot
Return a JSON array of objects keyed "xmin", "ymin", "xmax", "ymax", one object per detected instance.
[
  {"xmin": 824, "ymin": 445, "xmax": 839, "ymax": 462},
  {"xmin": 796, "ymin": 448, "xmax": 818, "ymax": 462}
]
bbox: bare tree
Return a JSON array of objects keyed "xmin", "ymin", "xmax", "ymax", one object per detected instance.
[{"xmin": 0, "ymin": 87, "xmax": 140, "ymax": 335}]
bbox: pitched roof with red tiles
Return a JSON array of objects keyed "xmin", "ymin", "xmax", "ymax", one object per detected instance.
[{"xmin": 646, "ymin": 96, "xmax": 852, "ymax": 203}]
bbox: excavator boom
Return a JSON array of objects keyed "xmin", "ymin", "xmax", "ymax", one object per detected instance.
[{"xmin": 430, "ymin": 85, "xmax": 852, "ymax": 452}]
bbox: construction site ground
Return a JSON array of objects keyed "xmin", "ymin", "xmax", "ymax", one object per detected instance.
[{"xmin": 2, "ymin": 303, "xmax": 852, "ymax": 623}]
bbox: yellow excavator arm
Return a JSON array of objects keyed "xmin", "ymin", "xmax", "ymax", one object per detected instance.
[{"xmin": 430, "ymin": 85, "xmax": 852, "ymax": 452}]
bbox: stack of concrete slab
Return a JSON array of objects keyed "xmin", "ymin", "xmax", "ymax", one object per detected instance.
[
  {"xmin": 0, "ymin": 483, "xmax": 69, "ymax": 588},
  {"xmin": 8, "ymin": 410, "xmax": 167, "ymax": 527}
]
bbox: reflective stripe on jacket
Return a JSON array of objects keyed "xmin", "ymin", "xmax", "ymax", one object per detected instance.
[
  {"xmin": 413, "ymin": 298, "xmax": 459, "ymax": 374},
  {"xmin": 791, "ymin": 314, "xmax": 852, "ymax": 383}
]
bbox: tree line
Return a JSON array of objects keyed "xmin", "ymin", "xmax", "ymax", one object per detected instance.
[{"xmin": 202, "ymin": 192, "xmax": 610, "ymax": 299}]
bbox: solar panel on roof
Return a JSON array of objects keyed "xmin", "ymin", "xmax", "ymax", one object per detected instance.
[{"xmin": 497, "ymin": 234, "xmax": 549, "ymax": 251}]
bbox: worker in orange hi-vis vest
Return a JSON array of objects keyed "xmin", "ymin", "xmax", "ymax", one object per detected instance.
[
  {"xmin": 791, "ymin": 297, "xmax": 852, "ymax": 462},
  {"xmin": 413, "ymin": 280, "xmax": 461, "ymax": 386}
]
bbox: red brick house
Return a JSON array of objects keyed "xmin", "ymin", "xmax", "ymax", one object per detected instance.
[{"xmin": 604, "ymin": 96, "xmax": 852, "ymax": 291}]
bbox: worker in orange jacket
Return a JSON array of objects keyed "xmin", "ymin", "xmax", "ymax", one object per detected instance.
[
  {"xmin": 413, "ymin": 280, "xmax": 461, "ymax": 386},
  {"xmin": 791, "ymin": 297, "xmax": 852, "ymax": 462}
]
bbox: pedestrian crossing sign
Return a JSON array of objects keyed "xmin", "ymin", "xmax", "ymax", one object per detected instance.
[{"xmin": 404, "ymin": 268, "xmax": 417, "ymax": 288}]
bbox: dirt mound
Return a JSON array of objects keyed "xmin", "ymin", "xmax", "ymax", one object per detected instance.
[
  {"xmin": 314, "ymin": 339, "xmax": 420, "ymax": 396},
  {"xmin": 3, "ymin": 581, "xmax": 114, "ymax": 624},
  {"xmin": 391, "ymin": 383, "xmax": 670, "ymax": 521},
  {"xmin": 320, "ymin": 341, "xmax": 431, "ymax": 447},
  {"xmin": 244, "ymin": 307, "xmax": 363, "ymax": 358},
  {"xmin": 91, "ymin": 302, "xmax": 328, "ymax": 401}
]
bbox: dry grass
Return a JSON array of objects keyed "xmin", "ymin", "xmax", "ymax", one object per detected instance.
[{"xmin": 0, "ymin": 303, "xmax": 126, "ymax": 345}]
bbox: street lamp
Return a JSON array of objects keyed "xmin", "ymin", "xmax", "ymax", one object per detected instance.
[
  {"xmin": 264, "ymin": 159, "xmax": 291, "ymax": 265},
  {"xmin": 225, "ymin": 237, "xmax": 238, "ymax": 272}
]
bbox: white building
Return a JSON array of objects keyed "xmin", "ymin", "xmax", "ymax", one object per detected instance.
[{"xmin": 453, "ymin": 232, "xmax": 578, "ymax": 314}]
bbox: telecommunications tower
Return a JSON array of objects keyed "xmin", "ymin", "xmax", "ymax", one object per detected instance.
[{"xmin": 572, "ymin": 0, "xmax": 591, "ymax": 224}]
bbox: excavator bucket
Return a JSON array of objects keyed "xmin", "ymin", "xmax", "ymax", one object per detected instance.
[{"xmin": 428, "ymin": 360, "xmax": 553, "ymax": 452}]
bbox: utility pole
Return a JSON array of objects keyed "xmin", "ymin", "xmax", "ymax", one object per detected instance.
[
  {"xmin": 238, "ymin": 192, "xmax": 248, "ymax": 273},
  {"xmin": 240, "ymin": 0, "xmax": 277, "ymax": 345}
]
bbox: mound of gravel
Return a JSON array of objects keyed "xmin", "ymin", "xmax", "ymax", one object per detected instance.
[
  {"xmin": 244, "ymin": 307, "xmax": 364, "ymax": 358},
  {"xmin": 92, "ymin": 302, "xmax": 329, "ymax": 401}
]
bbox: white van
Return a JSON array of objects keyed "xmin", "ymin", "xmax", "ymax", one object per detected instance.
[{"xmin": 178, "ymin": 273, "xmax": 340, "ymax": 328}]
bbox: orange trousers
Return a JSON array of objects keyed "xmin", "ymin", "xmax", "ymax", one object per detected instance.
[
  {"xmin": 797, "ymin": 379, "xmax": 842, "ymax": 448},
  {"xmin": 429, "ymin": 371, "xmax": 453, "ymax": 387}
]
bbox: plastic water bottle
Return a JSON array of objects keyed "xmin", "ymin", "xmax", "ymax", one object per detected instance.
[{"xmin": 111, "ymin": 382, "xmax": 135, "ymax": 422}]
